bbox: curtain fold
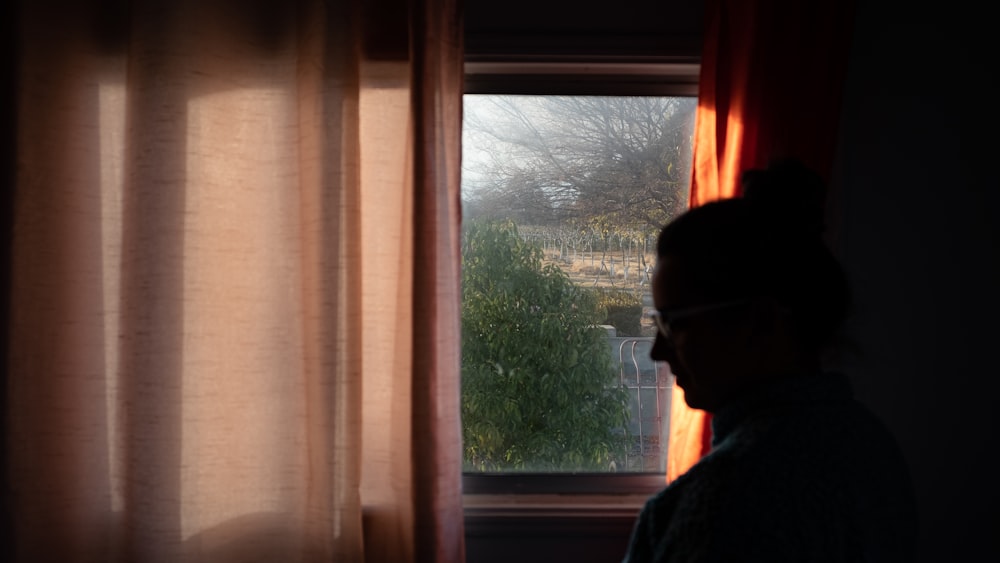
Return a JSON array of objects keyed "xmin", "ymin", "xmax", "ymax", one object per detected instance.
[
  {"xmin": 409, "ymin": 0, "xmax": 466, "ymax": 561},
  {"xmin": 6, "ymin": 1, "xmax": 465, "ymax": 561},
  {"xmin": 668, "ymin": 0, "xmax": 856, "ymax": 483}
]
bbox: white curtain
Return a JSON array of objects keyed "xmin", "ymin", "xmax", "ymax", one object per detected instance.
[{"xmin": 6, "ymin": 1, "xmax": 465, "ymax": 561}]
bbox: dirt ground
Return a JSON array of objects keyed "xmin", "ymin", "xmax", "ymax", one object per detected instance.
[
  {"xmin": 540, "ymin": 248, "xmax": 655, "ymax": 289},
  {"xmin": 540, "ymin": 248, "xmax": 659, "ymax": 337}
]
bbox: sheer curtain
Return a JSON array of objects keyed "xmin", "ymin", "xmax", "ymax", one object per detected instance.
[
  {"xmin": 667, "ymin": 0, "xmax": 856, "ymax": 482},
  {"xmin": 6, "ymin": 0, "xmax": 464, "ymax": 561}
]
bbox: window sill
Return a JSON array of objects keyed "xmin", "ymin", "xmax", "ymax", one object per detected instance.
[
  {"xmin": 464, "ymin": 492, "xmax": 650, "ymax": 516},
  {"xmin": 463, "ymin": 492, "xmax": 646, "ymax": 562},
  {"xmin": 463, "ymin": 472, "xmax": 667, "ymax": 495}
]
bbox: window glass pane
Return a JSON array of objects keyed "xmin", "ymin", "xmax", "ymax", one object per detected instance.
[{"xmin": 461, "ymin": 95, "xmax": 696, "ymax": 473}]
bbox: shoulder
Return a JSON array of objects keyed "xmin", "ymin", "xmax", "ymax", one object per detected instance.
[
  {"xmin": 733, "ymin": 397, "xmax": 919, "ymax": 559},
  {"xmin": 626, "ymin": 440, "xmax": 753, "ymax": 561},
  {"xmin": 627, "ymin": 386, "xmax": 917, "ymax": 562}
]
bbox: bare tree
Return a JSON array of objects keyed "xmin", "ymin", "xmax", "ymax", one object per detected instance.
[{"xmin": 462, "ymin": 95, "xmax": 697, "ymax": 234}]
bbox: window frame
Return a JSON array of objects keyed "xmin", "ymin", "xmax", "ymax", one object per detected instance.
[
  {"xmin": 464, "ymin": 60, "xmax": 700, "ymax": 97},
  {"xmin": 460, "ymin": 59, "xmax": 700, "ymax": 498}
]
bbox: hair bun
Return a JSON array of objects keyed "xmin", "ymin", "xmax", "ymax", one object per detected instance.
[{"xmin": 741, "ymin": 158, "xmax": 827, "ymax": 236}]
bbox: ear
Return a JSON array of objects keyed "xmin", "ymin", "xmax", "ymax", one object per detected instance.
[{"xmin": 743, "ymin": 297, "xmax": 794, "ymax": 355}]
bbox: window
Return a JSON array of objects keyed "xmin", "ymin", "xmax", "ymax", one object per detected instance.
[{"xmin": 461, "ymin": 62, "xmax": 698, "ymax": 495}]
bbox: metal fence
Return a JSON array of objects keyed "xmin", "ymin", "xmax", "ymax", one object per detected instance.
[{"xmin": 609, "ymin": 337, "xmax": 673, "ymax": 472}]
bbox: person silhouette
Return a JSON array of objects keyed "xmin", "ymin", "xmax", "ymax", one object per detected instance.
[{"xmin": 623, "ymin": 159, "xmax": 918, "ymax": 562}]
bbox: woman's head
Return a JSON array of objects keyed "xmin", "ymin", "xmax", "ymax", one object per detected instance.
[{"xmin": 650, "ymin": 159, "xmax": 849, "ymax": 411}]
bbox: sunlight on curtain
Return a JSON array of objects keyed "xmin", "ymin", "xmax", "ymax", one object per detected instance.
[
  {"xmin": 8, "ymin": 1, "xmax": 465, "ymax": 562},
  {"xmin": 181, "ymin": 86, "xmax": 306, "ymax": 541},
  {"xmin": 666, "ymin": 387, "xmax": 712, "ymax": 483},
  {"xmin": 357, "ymin": 61, "xmax": 417, "ymax": 561},
  {"xmin": 689, "ymin": 104, "xmax": 747, "ymax": 208},
  {"xmin": 99, "ymin": 80, "xmax": 126, "ymax": 515}
]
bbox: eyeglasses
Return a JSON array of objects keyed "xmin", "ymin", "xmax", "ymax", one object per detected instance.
[{"xmin": 647, "ymin": 299, "xmax": 752, "ymax": 340}]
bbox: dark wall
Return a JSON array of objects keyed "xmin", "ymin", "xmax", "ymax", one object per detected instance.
[
  {"xmin": 833, "ymin": 2, "xmax": 999, "ymax": 561},
  {"xmin": 465, "ymin": 0, "xmax": 704, "ymax": 59},
  {"xmin": 1, "ymin": 0, "xmax": 15, "ymax": 558},
  {"xmin": 465, "ymin": 511, "xmax": 638, "ymax": 563}
]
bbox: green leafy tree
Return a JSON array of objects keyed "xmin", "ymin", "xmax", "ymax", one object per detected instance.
[{"xmin": 461, "ymin": 220, "xmax": 630, "ymax": 471}]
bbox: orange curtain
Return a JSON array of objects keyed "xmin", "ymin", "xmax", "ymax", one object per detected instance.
[
  {"xmin": 668, "ymin": 0, "xmax": 856, "ymax": 482},
  {"xmin": 5, "ymin": 1, "xmax": 464, "ymax": 562}
]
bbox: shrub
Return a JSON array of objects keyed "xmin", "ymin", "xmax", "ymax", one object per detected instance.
[
  {"xmin": 593, "ymin": 288, "xmax": 644, "ymax": 337},
  {"xmin": 461, "ymin": 220, "xmax": 631, "ymax": 471}
]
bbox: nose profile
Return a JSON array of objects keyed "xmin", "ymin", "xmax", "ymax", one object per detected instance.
[{"xmin": 649, "ymin": 332, "xmax": 673, "ymax": 363}]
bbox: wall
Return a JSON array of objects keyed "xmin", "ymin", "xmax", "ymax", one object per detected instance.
[
  {"xmin": 464, "ymin": 0, "xmax": 703, "ymax": 59},
  {"xmin": 833, "ymin": 2, "xmax": 999, "ymax": 561}
]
